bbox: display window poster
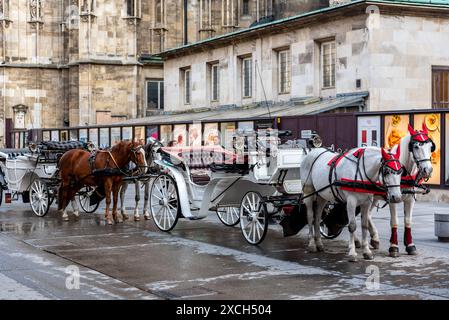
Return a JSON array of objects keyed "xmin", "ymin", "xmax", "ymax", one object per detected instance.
[
  {"xmin": 134, "ymin": 126, "xmax": 145, "ymax": 143},
  {"xmin": 51, "ymin": 130, "xmax": 60, "ymax": 142},
  {"xmin": 70, "ymin": 130, "xmax": 78, "ymax": 141},
  {"xmin": 358, "ymin": 116, "xmax": 380, "ymax": 147},
  {"xmin": 189, "ymin": 123, "xmax": 202, "ymax": 147},
  {"xmin": 384, "ymin": 114, "xmax": 409, "ymax": 149},
  {"xmin": 221, "ymin": 122, "xmax": 236, "ymax": 150},
  {"xmin": 146, "ymin": 126, "xmax": 159, "ymax": 142},
  {"xmin": 204, "ymin": 123, "xmax": 220, "ymax": 146},
  {"xmin": 111, "ymin": 127, "xmax": 121, "ymax": 145},
  {"xmin": 445, "ymin": 113, "xmax": 449, "ymax": 185},
  {"xmin": 414, "ymin": 113, "xmax": 441, "ymax": 185},
  {"xmin": 60, "ymin": 131, "xmax": 69, "ymax": 141},
  {"xmin": 89, "ymin": 128, "xmax": 98, "ymax": 147},
  {"xmin": 160, "ymin": 125, "xmax": 172, "ymax": 145},
  {"xmin": 173, "ymin": 124, "xmax": 187, "ymax": 146},
  {"xmin": 42, "ymin": 131, "xmax": 51, "ymax": 141}
]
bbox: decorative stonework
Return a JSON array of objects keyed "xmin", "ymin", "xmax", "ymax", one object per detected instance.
[
  {"xmin": 0, "ymin": 0, "xmax": 12, "ymax": 27},
  {"xmin": 80, "ymin": 0, "xmax": 96, "ymax": 22}
]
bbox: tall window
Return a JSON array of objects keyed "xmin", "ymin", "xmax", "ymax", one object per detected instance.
[
  {"xmin": 146, "ymin": 80, "xmax": 164, "ymax": 110},
  {"xmin": 155, "ymin": 0, "xmax": 164, "ymax": 25},
  {"xmin": 127, "ymin": 0, "xmax": 135, "ymax": 16},
  {"xmin": 242, "ymin": 0, "xmax": 249, "ymax": 15},
  {"xmin": 433, "ymin": 67, "xmax": 449, "ymax": 108},
  {"xmin": 183, "ymin": 69, "xmax": 191, "ymax": 105},
  {"xmin": 200, "ymin": 0, "xmax": 212, "ymax": 29},
  {"xmin": 242, "ymin": 57, "xmax": 252, "ymax": 98},
  {"xmin": 321, "ymin": 41, "xmax": 336, "ymax": 89},
  {"xmin": 211, "ymin": 64, "xmax": 220, "ymax": 101},
  {"xmin": 278, "ymin": 50, "xmax": 291, "ymax": 94}
]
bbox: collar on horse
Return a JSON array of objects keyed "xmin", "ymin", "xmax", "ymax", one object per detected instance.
[{"xmin": 329, "ymin": 148, "xmax": 402, "ymax": 200}]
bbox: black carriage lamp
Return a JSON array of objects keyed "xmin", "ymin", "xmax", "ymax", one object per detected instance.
[{"xmin": 12, "ymin": 104, "xmax": 28, "ymax": 129}]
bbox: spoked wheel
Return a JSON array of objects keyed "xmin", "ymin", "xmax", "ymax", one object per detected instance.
[
  {"xmin": 78, "ymin": 186, "xmax": 100, "ymax": 214},
  {"xmin": 239, "ymin": 192, "xmax": 268, "ymax": 245},
  {"xmin": 150, "ymin": 174, "xmax": 180, "ymax": 232},
  {"xmin": 30, "ymin": 179, "xmax": 50, "ymax": 217},
  {"xmin": 216, "ymin": 206, "xmax": 240, "ymax": 227},
  {"xmin": 320, "ymin": 221, "xmax": 343, "ymax": 240}
]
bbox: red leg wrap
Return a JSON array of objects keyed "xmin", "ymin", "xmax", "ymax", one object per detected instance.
[
  {"xmin": 404, "ymin": 227, "xmax": 413, "ymax": 246},
  {"xmin": 390, "ymin": 227, "xmax": 398, "ymax": 246}
]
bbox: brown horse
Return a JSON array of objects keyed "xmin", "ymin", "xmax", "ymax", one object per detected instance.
[{"xmin": 57, "ymin": 141, "xmax": 147, "ymax": 225}]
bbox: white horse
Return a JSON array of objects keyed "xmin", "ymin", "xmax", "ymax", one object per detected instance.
[
  {"xmin": 300, "ymin": 147, "xmax": 403, "ymax": 262},
  {"xmin": 366, "ymin": 124, "xmax": 434, "ymax": 257},
  {"xmin": 119, "ymin": 139, "xmax": 162, "ymax": 221}
]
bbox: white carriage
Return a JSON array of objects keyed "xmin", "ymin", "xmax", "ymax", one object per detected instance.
[
  {"xmin": 0, "ymin": 142, "xmax": 99, "ymax": 216},
  {"xmin": 149, "ymin": 131, "xmax": 311, "ymax": 245}
]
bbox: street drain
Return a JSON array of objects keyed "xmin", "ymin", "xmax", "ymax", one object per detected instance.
[{"xmin": 152, "ymin": 286, "xmax": 218, "ymax": 299}]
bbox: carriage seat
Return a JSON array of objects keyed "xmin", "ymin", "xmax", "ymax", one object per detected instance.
[{"xmin": 161, "ymin": 146, "xmax": 236, "ymax": 170}]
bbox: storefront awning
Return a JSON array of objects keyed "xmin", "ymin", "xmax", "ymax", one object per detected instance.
[{"xmin": 121, "ymin": 93, "xmax": 368, "ymax": 126}]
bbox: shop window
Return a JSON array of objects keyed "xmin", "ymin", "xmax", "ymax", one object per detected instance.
[
  {"xmin": 173, "ymin": 124, "xmax": 187, "ymax": 146},
  {"xmin": 134, "ymin": 126, "xmax": 145, "ymax": 143},
  {"xmin": 160, "ymin": 125, "xmax": 173, "ymax": 145},
  {"xmin": 383, "ymin": 114, "xmax": 409, "ymax": 149},
  {"xmin": 79, "ymin": 129, "xmax": 88, "ymax": 143},
  {"xmin": 204, "ymin": 123, "xmax": 219, "ymax": 146},
  {"xmin": 99, "ymin": 128, "xmax": 110, "ymax": 148},
  {"xmin": 414, "ymin": 113, "xmax": 441, "ymax": 185},
  {"xmin": 122, "ymin": 127, "xmax": 132, "ymax": 141},
  {"xmin": 89, "ymin": 128, "xmax": 98, "ymax": 147},
  {"xmin": 111, "ymin": 127, "xmax": 121, "ymax": 145}
]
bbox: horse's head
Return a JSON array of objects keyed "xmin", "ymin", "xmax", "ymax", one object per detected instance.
[
  {"xmin": 407, "ymin": 123, "xmax": 434, "ymax": 180},
  {"xmin": 129, "ymin": 141, "xmax": 148, "ymax": 175},
  {"xmin": 381, "ymin": 148, "xmax": 403, "ymax": 204},
  {"xmin": 144, "ymin": 137, "xmax": 164, "ymax": 173}
]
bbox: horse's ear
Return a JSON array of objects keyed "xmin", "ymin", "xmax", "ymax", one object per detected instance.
[
  {"xmin": 408, "ymin": 124, "xmax": 416, "ymax": 136},
  {"xmin": 422, "ymin": 122, "xmax": 429, "ymax": 135},
  {"xmin": 393, "ymin": 144, "xmax": 401, "ymax": 160},
  {"xmin": 381, "ymin": 148, "xmax": 390, "ymax": 160}
]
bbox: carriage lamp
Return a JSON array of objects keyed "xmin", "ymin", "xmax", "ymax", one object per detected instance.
[{"xmin": 283, "ymin": 180, "xmax": 303, "ymax": 195}]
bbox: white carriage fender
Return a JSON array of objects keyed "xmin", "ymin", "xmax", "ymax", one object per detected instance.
[{"xmin": 153, "ymin": 160, "xmax": 194, "ymax": 219}]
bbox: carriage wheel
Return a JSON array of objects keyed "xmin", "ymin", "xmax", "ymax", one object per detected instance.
[
  {"xmin": 240, "ymin": 192, "xmax": 268, "ymax": 245},
  {"xmin": 150, "ymin": 174, "xmax": 180, "ymax": 232},
  {"xmin": 216, "ymin": 206, "xmax": 240, "ymax": 227},
  {"xmin": 78, "ymin": 186, "xmax": 100, "ymax": 214},
  {"xmin": 30, "ymin": 180, "xmax": 50, "ymax": 217},
  {"xmin": 320, "ymin": 221, "xmax": 343, "ymax": 240}
]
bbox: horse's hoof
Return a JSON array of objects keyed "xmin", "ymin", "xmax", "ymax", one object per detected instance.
[
  {"xmin": 62, "ymin": 216, "xmax": 69, "ymax": 222},
  {"xmin": 107, "ymin": 219, "xmax": 113, "ymax": 225},
  {"xmin": 354, "ymin": 240, "xmax": 362, "ymax": 249},
  {"xmin": 316, "ymin": 245, "xmax": 325, "ymax": 252},
  {"xmin": 348, "ymin": 255, "xmax": 358, "ymax": 263},
  {"xmin": 406, "ymin": 245, "xmax": 417, "ymax": 255},
  {"xmin": 307, "ymin": 245, "xmax": 317, "ymax": 253},
  {"xmin": 122, "ymin": 214, "xmax": 129, "ymax": 221},
  {"xmin": 389, "ymin": 246, "xmax": 399, "ymax": 258},
  {"xmin": 363, "ymin": 252, "xmax": 374, "ymax": 260},
  {"xmin": 144, "ymin": 215, "xmax": 151, "ymax": 221},
  {"xmin": 370, "ymin": 239, "xmax": 380, "ymax": 250},
  {"xmin": 134, "ymin": 216, "xmax": 141, "ymax": 222}
]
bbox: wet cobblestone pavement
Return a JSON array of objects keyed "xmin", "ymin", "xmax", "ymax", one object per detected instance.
[{"xmin": 1, "ymin": 195, "xmax": 449, "ymax": 300}]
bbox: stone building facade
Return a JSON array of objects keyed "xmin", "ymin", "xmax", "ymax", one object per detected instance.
[
  {"xmin": 160, "ymin": 1, "xmax": 449, "ymax": 113},
  {"xmin": 0, "ymin": 0, "xmax": 327, "ymax": 147}
]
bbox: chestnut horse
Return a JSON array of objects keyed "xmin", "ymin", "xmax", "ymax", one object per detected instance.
[{"xmin": 57, "ymin": 141, "xmax": 147, "ymax": 225}]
